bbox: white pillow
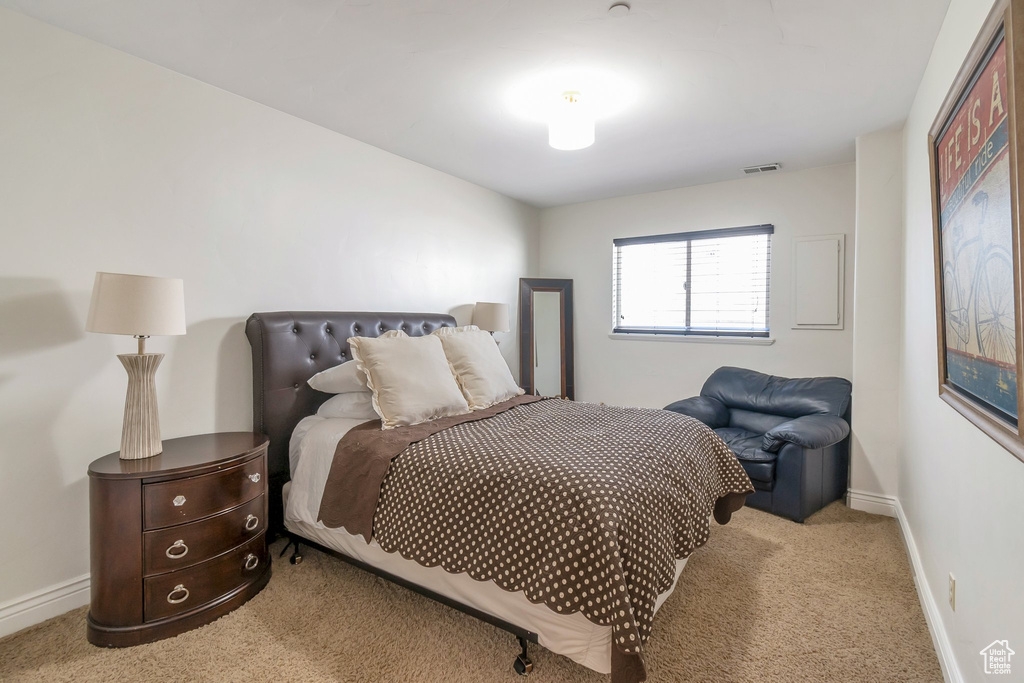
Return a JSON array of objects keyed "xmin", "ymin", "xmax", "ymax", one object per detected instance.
[
  {"xmin": 433, "ymin": 325, "xmax": 524, "ymax": 410},
  {"xmin": 307, "ymin": 360, "xmax": 368, "ymax": 394},
  {"xmin": 348, "ymin": 330, "xmax": 470, "ymax": 429},
  {"xmin": 316, "ymin": 392, "xmax": 378, "ymax": 420}
]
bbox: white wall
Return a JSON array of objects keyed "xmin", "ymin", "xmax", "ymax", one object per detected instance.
[
  {"xmin": 0, "ymin": 9, "xmax": 538, "ymax": 620},
  {"xmin": 538, "ymin": 164, "xmax": 855, "ymax": 409},
  {"xmin": 900, "ymin": 0, "xmax": 1024, "ymax": 678},
  {"xmin": 850, "ymin": 128, "xmax": 903, "ymax": 499}
]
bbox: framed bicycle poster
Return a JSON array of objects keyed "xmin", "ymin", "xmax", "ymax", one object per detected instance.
[{"xmin": 930, "ymin": 0, "xmax": 1024, "ymax": 462}]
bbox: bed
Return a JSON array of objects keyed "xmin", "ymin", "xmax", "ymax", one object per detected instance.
[{"xmin": 246, "ymin": 311, "xmax": 751, "ymax": 681}]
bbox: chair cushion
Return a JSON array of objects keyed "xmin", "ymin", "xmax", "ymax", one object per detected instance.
[
  {"xmin": 714, "ymin": 428, "xmax": 775, "ymax": 461},
  {"xmin": 714, "ymin": 427, "xmax": 776, "ymax": 484}
]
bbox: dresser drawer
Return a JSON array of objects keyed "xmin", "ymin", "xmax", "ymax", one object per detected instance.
[
  {"xmin": 143, "ymin": 455, "xmax": 264, "ymax": 530},
  {"xmin": 143, "ymin": 495, "xmax": 266, "ymax": 576},
  {"xmin": 144, "ymin": 532, "xmax": 266, "ymax": 623}
]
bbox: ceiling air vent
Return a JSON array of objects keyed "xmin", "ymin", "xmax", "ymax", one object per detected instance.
[{"xmin": 742, "ymin": 162, "xmax": 781, "ymax": 175}]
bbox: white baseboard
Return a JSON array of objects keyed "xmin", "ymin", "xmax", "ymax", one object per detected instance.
[
  {"xmin": 891, "ymin": 499, "xmax": 963, "ymax": 683},
  {"xmin": 846, "ymin": 488, "xmax": 898, "ymax": 517},
  {"xmin": 0, "ymin": 574, "xmax": 90, "ymax": 639}
]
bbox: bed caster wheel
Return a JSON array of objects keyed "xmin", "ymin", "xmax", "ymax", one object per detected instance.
[
  {"xmin": 290, "ymin": 553, "xmax": 303, "ymax": 565},
  {"xmin": 513, "ymin": 655, "xmax": 533, "ymax": 676}
]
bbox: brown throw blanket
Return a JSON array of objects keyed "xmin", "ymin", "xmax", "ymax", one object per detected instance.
[{"xmin": 318, "ymin": 398, "xmax": 752, "ymax": 682}]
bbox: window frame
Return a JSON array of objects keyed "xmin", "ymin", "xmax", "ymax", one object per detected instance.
[{"xmin": 612, "ymin": 223, "xmax": 774, "ymax": 338}]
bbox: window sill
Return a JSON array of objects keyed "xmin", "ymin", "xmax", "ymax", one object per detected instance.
[{"xmin": 607, "ymin": 333, "xmax": 776, "ymax": 346}]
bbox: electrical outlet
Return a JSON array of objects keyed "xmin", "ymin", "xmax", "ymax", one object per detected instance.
[{"xmin": 949, "ymin": 573, "xmax": 956, "ymax": 611}]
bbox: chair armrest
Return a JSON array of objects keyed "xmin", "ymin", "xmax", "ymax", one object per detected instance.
[
  {"xmin": 664, "ymin": 396, "xmax": 730, "ymax": 428},
  {"xmin": 762, "ymin": 415, "xmax": 850, "ymax": 453}
]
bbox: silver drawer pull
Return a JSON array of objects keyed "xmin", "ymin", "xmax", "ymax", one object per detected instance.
[
  {"xmin": 248, "ymin": 473, "xmax": 261, "ymax": 483},
  {"xmin": 244, "ymin": 514, "xmax": 259, "ymax": 532},
  {"xmin": 172, "ymin": 495, "xmax": 186, "ymax": 507},
  {"xmin": 167, "ymin": 584, "xmax": 189, "ymax": 604},
  {"xmin": 244, "ymin": 553, "xmax": 259, "ymax": 571},
  {"xmin": 165, "ymin": 540, "xmax": 189, "ymax": 559}
]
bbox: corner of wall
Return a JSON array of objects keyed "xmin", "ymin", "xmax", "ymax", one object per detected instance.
[{"xmin": 849, "ymin": 126, "xmax": 905, "ymax": 500}]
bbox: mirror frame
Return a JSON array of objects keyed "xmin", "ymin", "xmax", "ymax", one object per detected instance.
[{"xmin": 519, "ymin": 278, "xmax": 574, "ymax": 399}]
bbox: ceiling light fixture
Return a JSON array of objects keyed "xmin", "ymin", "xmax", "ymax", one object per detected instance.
[
  {"xmin": 548, "ymin": 91, "xmax": 595, "ymax": 151},
  {"xmin": 505, "ymin": 67, "xmax": 639, "ymax": 152}
]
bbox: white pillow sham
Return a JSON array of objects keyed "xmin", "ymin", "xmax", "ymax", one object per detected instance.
[
  {"xmin": 433, "ymin": 325, "xmax": 524, "ymax": 410},
  {"xmin": 348, "ymin": 330, "xmax": 470, "ymax": 429},
  {"xmin": 307, "ymin": 360, "xmax": 368, "ymax": 394},
  {"xmin": 316, "ymin": 391, "xmax": 378, "ymax": 420}
]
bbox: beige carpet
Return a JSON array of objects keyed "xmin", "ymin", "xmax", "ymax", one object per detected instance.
[{"xmin": 0, "ymin": 503, "xmax": 941, "ymax": 682}]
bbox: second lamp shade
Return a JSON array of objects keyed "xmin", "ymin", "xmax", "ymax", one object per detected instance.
[{"xmin": 472, "ymin": 302, "xmax": 510, "ymax": 333}]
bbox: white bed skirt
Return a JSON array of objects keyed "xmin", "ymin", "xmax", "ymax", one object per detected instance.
[{"xmin": 282, "ymin": 482, "xmax": 687, "ymax": 674}]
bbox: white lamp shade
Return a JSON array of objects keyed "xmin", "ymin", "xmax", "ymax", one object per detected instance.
[
  {"xmin": 86, "ymin": 272, "xmax": 186, "ymax": 337},
  {"xmin": 472, "ymin": 302, "xmax": 510, "ymax": 333}
]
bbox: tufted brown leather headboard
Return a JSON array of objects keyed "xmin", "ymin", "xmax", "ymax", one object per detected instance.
[{"xmin": 245, "ymin": 311, "xmax": 456, "ymax": 531}]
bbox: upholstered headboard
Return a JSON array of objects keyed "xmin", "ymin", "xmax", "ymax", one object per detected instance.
[{"xmin": 245, "ymin": 311, "xmax": 457, "ymax": 531}]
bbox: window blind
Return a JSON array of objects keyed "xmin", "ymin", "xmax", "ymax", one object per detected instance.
[{"xmin": 612, "ymin": 224, "xmax": 773, "ymax": 337}]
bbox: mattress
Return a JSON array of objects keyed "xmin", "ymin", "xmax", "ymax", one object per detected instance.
[{"xmin": 285, "ymin": 414, "xmax": 688, "ymax": 674}]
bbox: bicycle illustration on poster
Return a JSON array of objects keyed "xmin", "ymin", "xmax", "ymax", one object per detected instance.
[{"xmin": 930, "ymin": 0, "xmax": 1024, "ymax": 462}]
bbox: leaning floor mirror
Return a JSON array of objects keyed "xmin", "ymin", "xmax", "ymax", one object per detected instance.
[{"xmin": 519, "ymin": 278, "xmax": 575, "ymax": 399}]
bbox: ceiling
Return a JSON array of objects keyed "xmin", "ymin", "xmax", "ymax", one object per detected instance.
[{"xmin": 2, "ymin": 0, "xmax": 949, "ymax": 207}]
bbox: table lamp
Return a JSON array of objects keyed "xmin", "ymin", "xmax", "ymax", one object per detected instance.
[
  {"xmin": 86, "ymin": 272, "xmax": 186, "ymax": 460},
  {"xmin": 472, "ymin": 302, "xmax": 510, "ymax": 335}
]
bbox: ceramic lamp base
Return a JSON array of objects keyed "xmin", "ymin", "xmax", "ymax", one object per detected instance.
[{"xmin": 118, "ymin": 353, "xmax": 164, "ymax": 460}]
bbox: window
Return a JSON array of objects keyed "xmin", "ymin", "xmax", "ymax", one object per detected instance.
[{"xmin": 612, "ymin": 224, "xmax": 773, "ymax": 337}]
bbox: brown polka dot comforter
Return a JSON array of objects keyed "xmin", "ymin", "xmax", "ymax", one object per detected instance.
[{"xmin": 319, "ymin": 398, "xmax": 753, "ymax": 683}]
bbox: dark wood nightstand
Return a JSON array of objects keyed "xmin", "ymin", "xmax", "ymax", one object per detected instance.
[{"xmin": 87, "ymin": 432, "xmax": 271, "ymax": 647}]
